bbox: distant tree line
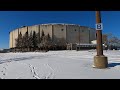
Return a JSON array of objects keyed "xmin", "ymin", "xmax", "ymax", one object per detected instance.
[
  {"xmin": 14, "ymin": 30, "xmax": 66, "ymax": 52},
  {"xmin": 102, "ymin": 33, "xmax": 120, "ymax": 50}
]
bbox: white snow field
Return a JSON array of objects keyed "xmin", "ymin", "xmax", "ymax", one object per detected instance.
[{"xmin": 0, "ymin": 50, "xmax": 120, "ymax": 79}]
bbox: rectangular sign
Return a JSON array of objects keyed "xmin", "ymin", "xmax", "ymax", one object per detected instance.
[{"xmin": 96, "ymin": 23, "xmax": 103, "ymax": 30}]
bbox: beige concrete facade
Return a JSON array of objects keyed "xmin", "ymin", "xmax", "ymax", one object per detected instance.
[
  {"xmin": 53, "ymin": 24, "xmax": 66, "ymax": 43},
  {"xmin": 80, "ymin": 26, "xmax": 90, "ymax": 44},
  {"xmin": 40, "ymin": 24, "xmax": 52, "ymax": 38},
  {"xmin": 90, "ymin": 28, "xmax": 96, "ymax": 41},
  {"xmin": 66, "ymin": 25, "xmax": 80, "ymax": 44},
  {"xmin": 9, "ymin": 23, "xmax": 96, "ymax": 48},
  {"xmin": 9, "ymin": 32, "xmax": 13, "ymax": 48},
  {"xmin": 19, "ymin": 27, "xmax": 27, "ymax": 36},
  {"xmin": 13, "ymin": 29, "xmax": 19, "ymax": 47},
  {"xmin": 28, "ymin": 25, "xmax": 39, "ymax": 35}
]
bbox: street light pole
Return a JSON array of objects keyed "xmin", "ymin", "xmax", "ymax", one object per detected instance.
[{"xmin": 93, "ymin": 11, "xmax": 108, "ymax": 69}]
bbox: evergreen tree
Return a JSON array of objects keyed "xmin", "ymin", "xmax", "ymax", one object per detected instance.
[
  {"xmin": 36, "ymin": 31, "xmax": 40, "ymax": 46},
  {"xmin": 42, "ymin": 30, "xmax": 45, "ymax": 37},
  {"xmin": 28, "ymin": 31, "xmax": 33, "ymax": 48},
  {"xmin": 19, "ymin": 32, "xmax": 23, "ymax": 48},
  {"xmin": 15, "ymin": 38, "xmax": 19, "ymax": 48},
  {"xmin": 46, "ymin": 33, "xmax": 52, "ymax": 50},
  {"xmin": 15, "ymin": 32, "xmax": 22, "ymax": 49},
  {"xmin": 46, "ymin": 33, "xmax": 52, "ymax": 45},
  {"xmin": 32, "ymin": 31, "xmax": 38, "ymax": 49},
  {"xmin": 41, "ymin": 30, "xmax": 45, "ymax": 41},
  {"xmin": 22, "ymin": 34, "xmax": 26, "ymax": 48},
  {"xmin": 24, "ymin": 30, "xmax": 29, "ymax": 48},
  {"xmin": 21, "ymin": 30, "xmax": 29, "ymax": 51}
]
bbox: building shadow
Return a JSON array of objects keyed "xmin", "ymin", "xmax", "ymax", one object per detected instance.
[{"xmin": 108, "ymin": 63, "xmax": 120, "ymax": 67}]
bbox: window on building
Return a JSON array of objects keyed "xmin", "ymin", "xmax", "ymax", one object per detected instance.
[
  {"xmin": 82, "ymin": 30, "xmax": 84, "ymax": 32},
  {"xmin": 61, "ymin": 29, "xmax": 64, "ymax": 31},
  {"xmin": 75, "ymin": 29, "xmax": 76, "ymax": 31}
]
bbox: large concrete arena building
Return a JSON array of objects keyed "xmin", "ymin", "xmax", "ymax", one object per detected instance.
[{"xmin": 9, "ymin": 23, "xmax": 96, "ymax": 49}]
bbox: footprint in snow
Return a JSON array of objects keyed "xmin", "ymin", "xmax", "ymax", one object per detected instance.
[
  {"xmin": 3, "ymin": 67, "xmax": 6, "ymax": 70},
  {"xmin": 1, "ymin": 71, "xmax": 3, "ymax": 72}
]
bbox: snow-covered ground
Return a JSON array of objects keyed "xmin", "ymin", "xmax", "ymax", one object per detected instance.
[{"xmin": 0, "ymin": 50, "xmax": 120, "ymax": 79}]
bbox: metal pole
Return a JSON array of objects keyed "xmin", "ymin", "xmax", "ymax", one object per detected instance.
[{"xmin": 96, "ymin": 11, "xmax": 103, "ymax": 56}]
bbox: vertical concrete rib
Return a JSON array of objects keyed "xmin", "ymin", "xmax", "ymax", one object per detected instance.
[
  {"xmin": 89, "ymin": 28, "xmax": 90, "ymax": 43},
  {"xmin": 79, "ymin": 26, "xmax": 80, "ymax": 44},
  {"xmin": 12, "ymin": 31, "xmax": 13, "ymax": 48},
  {"xmin": 66, "ymin": 25, "xmax": 67, "ymax": 43},
  {"xmin": 52, "ymin": 25, "xmax": 54, "ymax": 42},
  {"xmin": 39, "ymin": 25, "xmax": 40, "ymax": 43}
]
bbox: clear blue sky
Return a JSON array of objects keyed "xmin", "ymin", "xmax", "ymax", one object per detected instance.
[{"xmin": 0, "ymin": 11, "xmax": 119, "ymax": 49}]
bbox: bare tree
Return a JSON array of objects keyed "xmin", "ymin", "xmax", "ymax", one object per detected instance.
[
  {"xmin": 102, "ymin": 34, "xmax": 108, "ymax": 44},
  {"xmin": 103, "ymin": 33, "xmax": 120, "ymax": 49}
]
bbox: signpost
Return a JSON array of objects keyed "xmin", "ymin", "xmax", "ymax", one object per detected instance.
[{"xmin": 93, "ymin": 11, "xmax": 108, "ymax": 69}]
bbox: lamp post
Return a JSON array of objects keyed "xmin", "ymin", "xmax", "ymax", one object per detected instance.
[{"xmin": 93, "ymin": 11, "xmax": 108, "ymax": 68}]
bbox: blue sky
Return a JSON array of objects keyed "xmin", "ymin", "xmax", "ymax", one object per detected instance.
[{"xmin": 0, "ymin": 11, "xmax": 119, "ymax": 49}]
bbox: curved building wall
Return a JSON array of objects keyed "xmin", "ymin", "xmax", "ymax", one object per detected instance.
[
  {"xmin": 40, "ymin": 24, "xmax": 52, "ymax": 38},
  {"xmin": 19, "ymin": 26, "xmax": 27, "ymax": 36},
  {"xmin": 53, "ymin": 24, "xmax": 66, "ymax": 43},
  {"xmin": 80, "ymin": 26, "xmax": 90, "ymax": 44},
  {"xmin": 9, "ymin": 24, "xmax": 96, "ymax": 48},
  {"xmin": 66, "ymin": 25, "xmax": 80, "ymax": 44},
  {"xmin": 13, "ymin": 29, "xmax": 19, "ymax": 48},
  {"xmin": 9, "ymin": 31, "xmax": 13, "ymax": 48},
  {"xmin": 89, "ymin": 28, "xmax": 96, "ymax": 41}
]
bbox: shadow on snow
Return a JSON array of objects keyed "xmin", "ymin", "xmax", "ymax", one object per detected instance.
[
  {"xmin": 108, "ymin": 63, "xmax": 120, "ymax": 67},
  {"xmin": 0, "ymin": 54, "xmax": 51, "ymax": 64}
]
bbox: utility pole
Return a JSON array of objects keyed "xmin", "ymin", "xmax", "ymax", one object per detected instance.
[{"xmin": 93, "ymin": 11, "xmax": 108, "ymax": 68}]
